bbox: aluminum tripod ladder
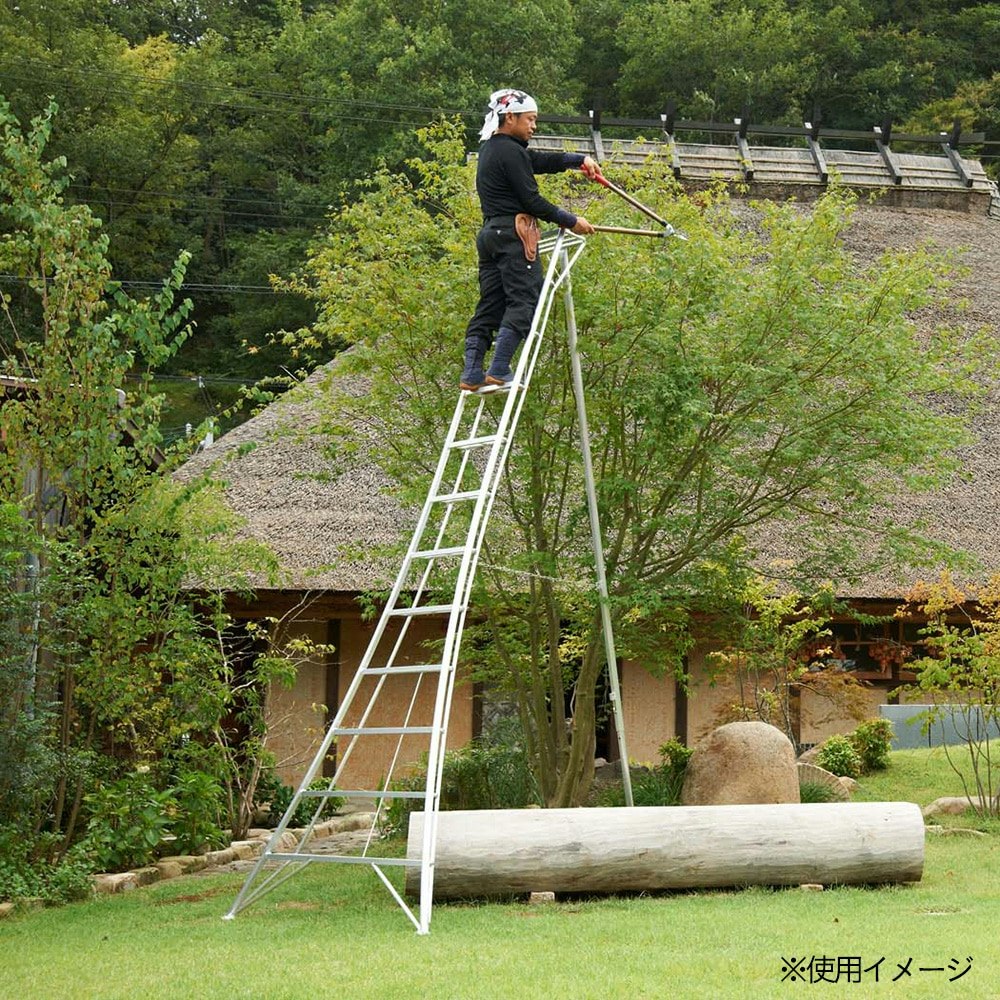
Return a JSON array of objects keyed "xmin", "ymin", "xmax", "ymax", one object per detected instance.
[{"xmin": 224, "ymin": 228, "xmax": 632, "ymax": 934}]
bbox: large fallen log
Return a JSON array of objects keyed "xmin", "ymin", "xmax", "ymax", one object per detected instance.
[{"xmin": 406, "ymin": 803, "xmax": 924, "ymax": 899}]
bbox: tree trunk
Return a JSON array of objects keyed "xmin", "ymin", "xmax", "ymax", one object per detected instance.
[{"xmin": 407, "ymin": 802, "xmax": 924, "ymax": 899}]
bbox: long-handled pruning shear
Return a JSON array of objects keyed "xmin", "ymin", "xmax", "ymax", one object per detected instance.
[{"xmin": 583, "ymin": 166, "xmax": 688, "ymax": 240}]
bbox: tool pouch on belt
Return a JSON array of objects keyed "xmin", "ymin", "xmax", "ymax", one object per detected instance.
[{"xmin": 515, "ymin": 213, "xmax": 540, "ymax": 262}]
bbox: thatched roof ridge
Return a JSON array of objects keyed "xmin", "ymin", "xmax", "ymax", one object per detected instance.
[
  {"xmin": 531, "ymin": 133, "xmax": 998, "ymax": 215},
  {"xmin": 177, "ymin": 200, "xmax": 1000, "ymax": 598}
]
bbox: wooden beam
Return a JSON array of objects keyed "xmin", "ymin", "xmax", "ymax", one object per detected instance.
[
  {"xmin": 735, "ymin": 116, "xmax": 754, "ymax": 180},
  {"xmin": 407, "ymin": 802, "xmax": 924, "ymax": 899},
  {"xmin": 874, "ymin": 125, "xmax": 903, "ymax": 185},
  {"xmin": 539, "ymin": 113, "xmax": 985, "ymax": 147},
  {"xmin": 588, "ymin": 108, "xmax": 605, "ymax": 163},
  {"xmin": 805, "ymin": 120, "xmax": 829, "ymax": 183},
  {"xmin": 940, "ymin": 126, "xmax": 974, "ymax": 188}
]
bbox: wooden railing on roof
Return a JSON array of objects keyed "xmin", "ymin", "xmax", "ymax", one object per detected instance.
[{"xmin": 530, "ymin": 109, "xmax": 992, "ymax": 205}]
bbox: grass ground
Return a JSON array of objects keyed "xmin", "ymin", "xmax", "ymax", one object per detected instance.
[{"xmin": 3, "ymin": 746, "xmax": 998, "ymax": 1000}]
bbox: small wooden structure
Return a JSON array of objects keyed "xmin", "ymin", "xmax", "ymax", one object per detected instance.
[
  {"xmin": 531, "ymin": 111, "xmax": 995, "ymax": 214},
  {"xmin": 406, "ymin": 802, "xmax": 924, "ymax": 899}
]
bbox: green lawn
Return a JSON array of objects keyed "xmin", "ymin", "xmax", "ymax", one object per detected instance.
[{"xmin": 3, "ymin": 747, "xmax": 999, "ymax": 1000}]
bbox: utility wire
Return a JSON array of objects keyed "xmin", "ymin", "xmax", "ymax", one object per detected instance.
[
  {"xmin": 0, "ymin": 60, "xmax": 481, "ymax": 120},
  {"xmin": 64, "ymin": 182, "xmax": 335, "ymax": 214},
  {"xmin": 0, "ymin": 68, "xmax": 454, "ymax": 129},
  {"xmin": 0, "ymin": 274, "xmax": 287, "ymax": 295}
]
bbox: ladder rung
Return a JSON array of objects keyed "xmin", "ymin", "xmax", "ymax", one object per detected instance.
[
  {"xmin": 432, "ymin": 489, "xmax": 482, "ymax": 505},
  {"xmin": 411, "ymin": 546, "xmax": 466, "ymax": 560},
  {"xmin": 334, "ymin": 725, "xmax": 437, "ymax": 736},
  {"xmin": 363, "ymin": 663, "xmax": 446, "ymax": 676},
  {"xmin": 333, "ymin": 789, "xmax": 428, "ymax": 800},
  {"xmin": 451, "ymin": 434, "xmax": 499, "ymax": 451},
  {"xmin": 266, "ymin": 852, "xmax": 420, "ymax": 867},
  {"xmin": 388, "ymin": 604, "xmax": 455, "ymax": 617}
]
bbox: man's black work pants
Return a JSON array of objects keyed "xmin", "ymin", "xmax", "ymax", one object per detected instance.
[{"xmin": 464, "ymin": 219, "xmax": 544, "ymax": 354}]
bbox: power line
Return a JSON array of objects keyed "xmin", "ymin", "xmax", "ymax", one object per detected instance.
[
  {"xmin": 0, "ymin": 66, "xmax": 464, "ymax": 130},
  {"xmin": 65, "ymin": 182, "xmax": 335, "ymax": 214},
  {"xmin": 0, "ymin": 58, "xmax": 482, "ymax": 121},
  {"xmin": 0, "ymin": 274, "xmax": 289, "ymax": 295}
]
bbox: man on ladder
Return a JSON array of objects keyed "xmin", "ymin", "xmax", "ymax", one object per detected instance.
[{"xmin": 461, "ymin": 88, "xmax": 600, "ymax": 392}]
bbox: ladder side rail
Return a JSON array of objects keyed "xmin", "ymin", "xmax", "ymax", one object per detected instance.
[
  {"xmin": 561, "ymin": 246, "xmax": 634, "ymax": 807},
  {"xmin": 420, "ymin": 230, "xmax": 584, "ymax": 817},
  {"xmin": 235, "ymin": 390, "xmax": 485, "ymax": 877},
  {"xmin": 228, "ymin": 230, "xmax": 591, "ymax": 929},
  {"xmin": 347, "ymin": 396, "xmax": 504, "ymax": 845},
  {"xmin": 412, "ymin": 234, "xmax": 593, "ymax": 900},
  {"xmin": 416, "ymin": 231, "xmax": 584, "ymax": 932},
  {"xmin": 304, "ymin": 378, "xmax": 499, "ymax": 875},
  {"xmin": 299, "ymin": 390, "xmax": 485, "ymax": 790},
  {"xmin": 434, "ymin": 233, "xmax": 589, "ymax": 752}
]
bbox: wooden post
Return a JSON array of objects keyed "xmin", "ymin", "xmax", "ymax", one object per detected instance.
[{"xmin": 406, "ymin": 802, "xmax": 924, "ymax": 899}]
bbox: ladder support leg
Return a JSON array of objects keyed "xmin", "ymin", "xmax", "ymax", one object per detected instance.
[{"xmin": 562, "ymin": 248, "xmax": 635, "ymax": 807}]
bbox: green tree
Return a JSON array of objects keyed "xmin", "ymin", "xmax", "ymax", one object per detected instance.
[
  {"xmin": 0, "ymin": 99, "xmax": 281, "ymax": 863},
  {"xmin": 614, "ymin": 0, "xmax": 991, "ymax": 128},
  {"xmin": 279, "ymin": 121, "xmax": 984, "ymax": 806},
  {"xmin": 903, "ymin": 574, "xmax": 1000, "ymax": 818},
  {"xmin": 705, "ymin": 578, "xmax": 870, "ymax": 748},
  {"xmin": 905, "ymin": 73, "xmax": 1000, "ymax": 181}
]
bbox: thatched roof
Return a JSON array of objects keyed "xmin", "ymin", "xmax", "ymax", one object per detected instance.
[
  {"xmin": 177, "ymin": 198, "xmax": 1000, "ymax": 599},
  {"xmin": 175, "ymin": 365, "xmax": 406, "ymax": 592}
]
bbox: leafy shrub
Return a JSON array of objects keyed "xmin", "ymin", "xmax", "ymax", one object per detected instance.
[
  {"xmin": 816, "ymin": 734, "xmax": 863, "ymax": 779},
  {"xmin": 169, "ymin": 768, "xmax": 228, "ymax": 855},
  {"xmin": 849, "ymin": 718, "xmax": 894, "ymax": 774},
  {"xmin": 597, "ymin": 739, "xmax": 693, "ymax": 807},
  {"xmin": 381, "ymin": 738, "xmax": 541, "ymax": 836},
  {"xmin": 80, "ymin": 771, "xmax": 175, "ymax": 871},
  {"xmin": 798, "ymin": 780, "xmax": 839, "ymax": 803},
  {"xmin": 0, "ymin": 827, "xmax": 94, "ymax": 904},
  {"xmin": 440, "ymin": 741, "xmax": 540, "ymax": 811},
  {"xmin": 265, "ymin": 779, "xmax": 345, "ymax": 828}
]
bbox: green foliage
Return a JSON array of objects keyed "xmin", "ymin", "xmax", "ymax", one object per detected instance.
[
  {"xmin": 849, "ymin": 718, "xmax": 895, "ymax": 774},
  {"xmin": 80, "ymin": 771, "xmax": 175, "ymax": 872},
  {"xmin": 439, "ymin": 741, "xmax": 541, "ymax": 812},
  {"xmin": 798, "ymin": 779, "xmax": 839, "ymax": 804},
  {"xmin": 167, "ymin": 767, "xmax": 228, "ymax": 855},
  {"xmin": 597, "ymin": 740, "xmax": 693, "ymax": 807},
  {"xmin": 292, "ymin": 127, "xmax": 982, "ymax": 807},
  {"xmin": 816, "ymin": 734, "xmax": 863, "ymax": 779},
  {"xmin": 381, "ymin": 737, "xmax": 541, "ymax": 836},
  {"xmin": 0, "ymin": 101, "xmax": 287, "ymax": 884},
  {"xmin": 903, "ymin": 574, "xmax": 1000, "ymax": 817},
  {"xmin": 2, "ymin": 0, "xmax": 997, "ymax": 380},
  {"xmin": 707, "ymin": 577, "xmax": 854, "ymax": 747},
  {"xmin": 658, "ymin": 737, "xmax": 694, "ymax": 773},
  {"xmin": 0, "ymin": 827, "xmax": 94, "ymax": 905}
]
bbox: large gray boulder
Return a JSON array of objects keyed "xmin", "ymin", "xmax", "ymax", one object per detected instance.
[{"xmin": 681, "ymin": 721, "xmax": 800, "ymax": 805}]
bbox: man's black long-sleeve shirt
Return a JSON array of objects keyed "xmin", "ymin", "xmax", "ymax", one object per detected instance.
[{"xmin": 476, "ymin": 133, "xmax": 585, "ymax": 228}]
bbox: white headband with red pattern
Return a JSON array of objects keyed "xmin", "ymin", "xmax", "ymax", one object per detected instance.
[{"xmin": 479, "ymin": 89, "xmax": 538, "ymax": 142}]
